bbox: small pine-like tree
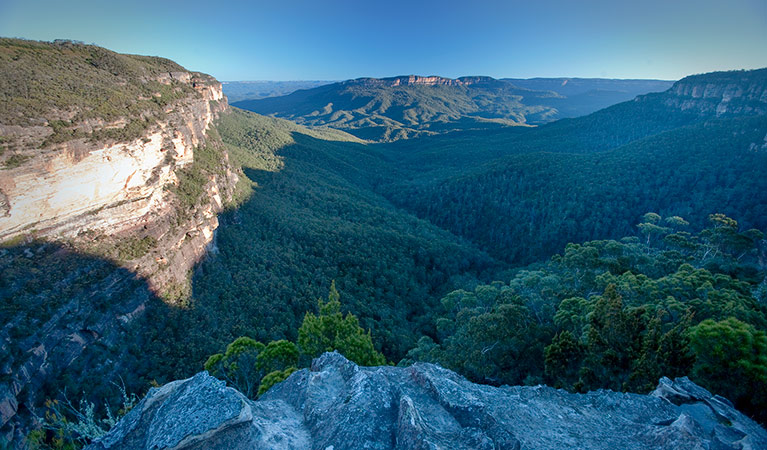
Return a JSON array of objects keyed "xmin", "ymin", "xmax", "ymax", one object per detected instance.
[{"xmin": 298, "ymin": 281, "xmax": 386, "ymax": 366}]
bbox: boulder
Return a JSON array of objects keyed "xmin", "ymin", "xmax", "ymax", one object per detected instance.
[{"xmin": 87, "ymin": 352, "xmax": 767, "ymax": 450}]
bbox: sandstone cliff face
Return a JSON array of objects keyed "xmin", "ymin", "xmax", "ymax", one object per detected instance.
[
  {"xmin": 347, "ymin": 75, "xmax": 501, "ymax": 88},
  {"xmin": 0, "ymin": 67, "xmax": 238, "ymax": 444},
  {"xmin": 654, "ymin": 69, "xmax": 767, "ymax": 117},
  {"xmin": 0, "ymin": 71, "xmax": 236, "ymax": 294},
  {"xmin": 384, "ymin": 75, "xmax": 496, "ymax": 87},
  {"xmin": 86, "ymin": 352, "xmax": 767, "ymax": 450}
]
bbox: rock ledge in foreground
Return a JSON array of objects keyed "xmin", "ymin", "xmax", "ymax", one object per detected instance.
[{"xmin": 87, "ymin": 352, "xmax": 767, "ymax": 450}]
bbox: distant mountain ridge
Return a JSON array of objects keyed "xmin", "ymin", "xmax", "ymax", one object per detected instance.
[
  {"xmin": 233, "ymin": 75, "xmax": 674, "ymax": 141},
  {"xmin": 503, "ymin": 77, "xmax": 674, "ymax": 97},
  {"xmin": 351, "ymin": 75, "xmax": 500, "ymax": 87},
  {"xmin": 222, "ymin": 80, "xmax": 333, "ymax": 102}
]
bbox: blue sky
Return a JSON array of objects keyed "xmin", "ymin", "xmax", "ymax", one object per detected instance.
[{"xmin": 1, "ymin": 0, "xmax": 765, "ymax": 81}]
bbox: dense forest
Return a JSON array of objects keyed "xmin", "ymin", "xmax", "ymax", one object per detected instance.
[
  {"xmin": 132, "ymin": 109, "xmax": 499, "ymax": 384},
  {"xmin": 402, "ymin": 213, "xmax": 766, "ymax": 422},
  {"xmin": 6, "ymin": 68, "xmax": 767, "ymax": 447},
  {"xmin": 381, "ymin": 115, "xmax": 767, "ymax": 265},
  {"xmin": 97, "ymin": 72, "xmax": 767, "ymax": 408}
]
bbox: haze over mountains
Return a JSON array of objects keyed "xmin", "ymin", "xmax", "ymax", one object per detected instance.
[
  {"xmin": 232, "ymin": 75, "xmax": 674, "ymax": 141},
  {"xmin": 1, "ymin": 38, "xmax": 766, "ymax": 449},
  {"xmin": 222, "ymin": 80, "xmax": 333, "ymax": 103}
]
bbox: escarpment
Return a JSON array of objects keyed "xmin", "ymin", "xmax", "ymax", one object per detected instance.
[
  {"xmin": 639, "ymin": 68, "xmax": 767, "ymax": 117},
  {"xmin": 0, "ymin": 38, "xmax": 238, "ymax": 297},
  {"xmin": 0, "ymin": 39, "xmax": 239, "ymax": 443}
]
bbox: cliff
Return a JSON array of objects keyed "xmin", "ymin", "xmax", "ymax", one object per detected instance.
[
  {"xmin": 0, "ymin": 39, "xmax": 238, "ymax": 296},
  {"xmin": 87, "ymin": 352, "xmax": 767, "ymax": 450},
  {"xmin": 0, "ymin": 39, "xmax": 239, "ymax": 443},
  {"xmin": 354, "ymin": 75, "xmax": 500, "ymax": 87},
  {"xmin": 644, "ymin": 68, "xmax": 767, "ymax": 116}
]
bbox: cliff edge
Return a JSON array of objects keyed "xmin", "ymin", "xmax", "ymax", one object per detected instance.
[
  {"xmin": 87, "ymin": 352, "xmax": 767, "ymax": 450},
  {"xmin": 0, "ymin": 38, "xmax": 239, "ymax": 443}
]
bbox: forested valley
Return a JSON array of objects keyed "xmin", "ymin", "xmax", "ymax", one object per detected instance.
[
  {"xmin": 144, "ymin": 69, "xmax": 767, "ymax": 421},
  {"xmin": 8, "ymin": 69, "xmax": 767, "ymax": 445}
]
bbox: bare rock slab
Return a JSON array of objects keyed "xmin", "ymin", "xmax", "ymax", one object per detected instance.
[{"xmin": 88, "ymin": 352, "xmax": 767, "ymax": 450}]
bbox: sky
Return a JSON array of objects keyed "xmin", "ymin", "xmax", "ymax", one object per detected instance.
[{"xmin": 0, "ymin": 0, "xmax": 765, "ymax": 81}]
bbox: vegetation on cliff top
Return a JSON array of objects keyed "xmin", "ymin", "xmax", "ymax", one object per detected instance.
[
  {"xmin": 204, "ymin": 281, "xmax": 385, "ymax": 399},
  {"xmin": 0, "ymin": 38, "xmax": 218, "ymax": 165},
  {"xmin": 0, "ymin": 38, "xmax": 189, "ymax": 125}
]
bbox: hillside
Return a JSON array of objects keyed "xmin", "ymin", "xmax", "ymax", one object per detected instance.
[
  {"xmin": 134, "ymin": 109, "xmax": 500, "ymax": 381},
  {"xmin": 232, "ymin": 76, "xmax": 567, "ymax": 141},
  {"xmin": 232, "ymin": 75, "xmax": 676, "ymax": 141},
  {"xmin": 503, "ymin": 77, "xmax": 674, "ymax": 116},
  {"xmin": 376, "ymin": 69, "xmax": 767, "ymax": 265}
]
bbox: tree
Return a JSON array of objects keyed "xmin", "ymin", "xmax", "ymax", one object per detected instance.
[
  {"xmin": 545, "ymin": 331, "xmax": 585, "ymax": 389},
  {"xmin": 257, "ymin": 340, "xmax": 299, "ymax": 373},
  {"xmin": 204, "ymin": 337, "xmax": 265, "ymax": 398},
  {"xmin": 258, "ymin": 368, "xmax": 298, "ymax": 396},
  {"xmin": 298, "ymin": 281, "xmax": 386, "ymax": 366},
  {"xmin": 637, "ymin": 212, "xmax": 669, "ymax": 246},
  {"xmin": 688, "ymin": 317, "xmax": 767, "ymax": 420},
  {"xmin": 579, "ymin": 285, "xmax": 644, "ymax": 391}
]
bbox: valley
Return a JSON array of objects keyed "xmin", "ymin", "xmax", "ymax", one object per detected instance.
[
  {"xmin": 0, "ymin": 39, "xmax": 765, "ymax": 449},
  {"xmin": 232, "ymin": 75, "xmax": 673, "ymax": 141}
]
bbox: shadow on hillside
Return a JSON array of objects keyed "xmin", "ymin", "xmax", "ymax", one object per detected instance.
[{"xmin": 0, "ymin": 240, "xmax": 187, "ymax": 440}]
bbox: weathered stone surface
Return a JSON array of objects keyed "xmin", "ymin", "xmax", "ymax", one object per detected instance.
[
  {"xmin": 0, "ymin": 67, "xmax": 239, "ymax": 444},
  {"xmin": 88, "ymin": 352, "xmax": 767, "ymax": 450},
  {"xmin": 657, "ymin": 69, "xmax": 767, "ymax": 117}
]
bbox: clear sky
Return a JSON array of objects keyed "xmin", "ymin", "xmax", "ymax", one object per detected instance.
[{"xmin": 1, "ymin": 0, "xmax": 765, "ymax": 81}]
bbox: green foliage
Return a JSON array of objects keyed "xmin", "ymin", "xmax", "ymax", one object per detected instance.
[
  {"xmin": 137, "ymin": 108, "xmax": 497, "ymax": 381},
  {"xmin": 233, "ymin": 76, "xmax": 564, "ymax": 142},
  {"xmin": 298, "ymin": 281, "xmax": 386, "ymax": 366},
  {"xmin": 257, "ymin": 340, "xmax": 299, "ymax": 373},
  {"xmin": 2, "ymin": 153, "xmax": 30, "ymax": 169},
  {"xmin": 28, "ymin": 382, "xmax": 137, "ymax": 449},
  {"xmin": 579, "ymin": 285, "xmax": 645, "ymax": 392},
  {"xmin": 170, "ymin": 140, "xmax": 227, "ymax": 213},
  {"xmin": 114, "ymin": 236, "xmax": 157, "ymax": 261},
  {"xmin": 0, "ymin": 38, "xmax": 204, "ymax": 159},
  {"xmin": 688, "ymin": 317, "xmax": 767, "ymax": 415},
  {"xmin": 545, "ymin": 331, "xmax": 584, "ymax": 389},
  {"xmin": 204, "ymin": 283, "xmax": 384, "ymax": 398},
  {"xmin": 204, "ymin": 337, "xmax": 265, "ymax": 398},
  {"xmin": 405, "ymin": 213, "xmax": 766, "ymax": 422},
  {"xmin": 258, "ymin": 367, "xmax": 297, "ymax": 396},
  {"xmin": 379, "ymin": 114, "xmax": 767, "ymax": 267}
]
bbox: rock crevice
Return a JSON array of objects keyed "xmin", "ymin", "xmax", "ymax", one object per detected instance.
[{"xmin": 88, "ymin": 352, "xmax": 767, "ymax": 450}]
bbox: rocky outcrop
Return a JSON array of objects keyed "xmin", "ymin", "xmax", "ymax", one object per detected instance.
[
  {"xmin": 87, "ymin": 352, "xmax": 767, "ymax": 450},
  {"xmin": 0, "ymin": 44, "xmax": 239, "ymax": 444},
  {"xmin": 0, "ymin": 69, "xmax": 236, "ymax": 294},
  {"xmin": 658, "ymin": 68, "xmax": 767, "ymax": 117},
  {"xmin": 383, "ymin": 75, "xmax": 496, "ymax": 87},
  {"xmin": 344, "ymin": 75, "xmax": 504, "ymax": 89}
]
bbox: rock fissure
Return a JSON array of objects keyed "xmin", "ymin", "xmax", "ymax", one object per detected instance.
[{"xmin": 88, "ymin": 352, "xmax": 767, "ymax": 450}]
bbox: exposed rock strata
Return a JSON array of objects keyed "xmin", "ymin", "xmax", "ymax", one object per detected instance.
[
  {"xmin": 0, "ymin": 69, "xmax": 238, "ymax": 443},
  {"xmin": 88, "ymin": 352, "xmax": 767, "ymax": 450},
  {"xmin": 643, "ymin": 68, "xmax": 767, "ymax": 117}
]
